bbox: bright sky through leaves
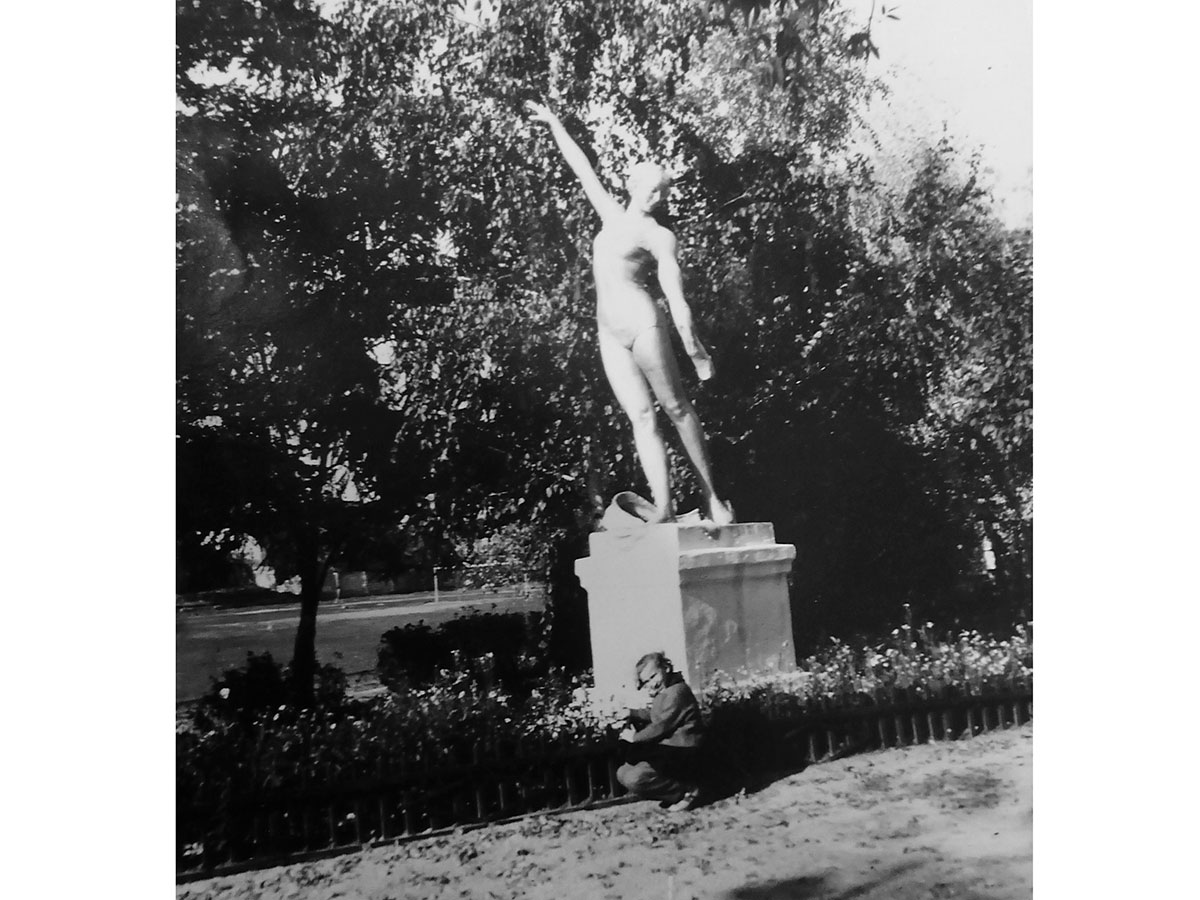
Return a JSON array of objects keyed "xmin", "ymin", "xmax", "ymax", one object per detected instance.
[
  {"xmin": 845, "ymin": 0, "xmax": 1032, "ymax": 228},
  {"xmin": 306, "ymin": 0, "xmax": 1031, "ymax": 228}
]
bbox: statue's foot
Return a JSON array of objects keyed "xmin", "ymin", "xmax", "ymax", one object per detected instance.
[
  {"xmin": 644, "ymin": 504, "xmax": 675, "ymax": 525},
  {"xmin": 609, "ymin": 491, "xmax": 674, "ymax": 525},
  {"xmin": 707, "ymin": 498, "xmax": 736, "ymax": 528}
]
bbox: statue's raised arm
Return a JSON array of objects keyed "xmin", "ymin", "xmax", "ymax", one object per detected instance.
[{"xmin": 526, "ymin": 101, "xmax": 623, "ymax": 223}]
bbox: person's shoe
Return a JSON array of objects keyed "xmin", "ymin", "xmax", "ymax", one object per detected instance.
[{"xmin": 665, "ymin": 788, "xmax": 700, "ymax": 812}]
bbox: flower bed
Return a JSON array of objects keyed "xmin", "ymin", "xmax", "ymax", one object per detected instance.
[
  {"xmin": 178, "ymin": 618, "xmax": 1031, "ymax": 873},
  {"xmin": 704, "ymin": 621, "xmax": 1032, "ymax": 709}
]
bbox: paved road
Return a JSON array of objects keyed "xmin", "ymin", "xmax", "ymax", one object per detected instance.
[{"xmin": 176, "ymin": 590, "xmax": 545, "ymax": 703}]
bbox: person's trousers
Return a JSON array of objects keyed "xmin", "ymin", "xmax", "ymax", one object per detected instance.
[
  {"xmin": 616, "ymin": 744, "xmax": 704, "ymax": 803},
  {"xmin": 616, "ymin": 760, "xmax": 691, "ymax": 803}
]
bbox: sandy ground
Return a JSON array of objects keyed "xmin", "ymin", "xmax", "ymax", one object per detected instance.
[{"xmin": 178, "ymin": 724, "xmax": 1032, "ymax": 900}]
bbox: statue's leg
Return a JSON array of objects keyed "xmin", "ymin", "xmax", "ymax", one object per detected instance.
[
  {"xmin": 598, "ymin": 329, "xmax": 673, "ymax": 522},
  {"xmin": 632, "ymin": 328, "xmax": 734, "ymax": 526}
]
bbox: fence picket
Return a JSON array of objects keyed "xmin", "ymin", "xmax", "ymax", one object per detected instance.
[
  {"xmin": 401, "ymin": 790, "xmax": 416, "ymax": 836},
  {"xmin": 301, "ymin": 803, "xmax": 313, "ymax": 850},
  {"xmin": 253, "ymin": 809, "xmax": 266, "ymax": 856},
  {"xmin": 585, "ymin": 753, "xmax": 598, "ymax": 802},
  {"xmin": 872, "ymin": 690, "xmax": 887, "ymax": 749},
  {"xmin": 564, "ymin": 751, "xmax": 578, "ymax": 806},
  {"xmin": 541, "ymin": 737, "xmax": 555, "ymax": 804}
]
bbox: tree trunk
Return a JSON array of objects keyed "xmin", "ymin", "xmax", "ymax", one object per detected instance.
[
  {"xmin": 1012, "ymin": 517, "xmax": 1033, "ymax": 611},
  {"xmin": 290, "ymin": 571, "xmax": 321, "ymax": 698},
  {"xmin": 290, "ymin": 535, "xmax": 331, "ymax": 699}
]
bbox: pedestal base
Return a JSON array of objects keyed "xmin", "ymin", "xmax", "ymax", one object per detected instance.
[{"xmin": 575, "ymin": 522, "xmax": 797, "ymax": 707}]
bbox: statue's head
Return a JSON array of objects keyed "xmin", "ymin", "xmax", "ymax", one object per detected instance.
[{"xmin": 626, "ymin": 162, "xmax": 670, "ymax": 213}]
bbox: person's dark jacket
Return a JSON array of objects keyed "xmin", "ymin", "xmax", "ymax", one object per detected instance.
[{"xmin": 627, "ymin": 672, "xmax": 704, "ymax": 749}]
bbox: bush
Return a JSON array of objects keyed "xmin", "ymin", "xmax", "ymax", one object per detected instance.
[
  {"xmin": 702, "ymin": 618, "xmax": 1032, "ymax": 709},
  {"xmin": 189, "ymin": 652, "xmax": 351, "ymax": 732},
  {"xmin": 377, "ymin": 608, "xmax": 548, "ymax": 694},
  {"xmin": 178, "ymin": 662, "xmax": 608, "ymax": 822},
  {"xmin": 696, "ymin": 619, "xmax": 1032, "ymax": 777}
]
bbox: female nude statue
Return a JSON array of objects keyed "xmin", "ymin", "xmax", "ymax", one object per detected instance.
[{"xmin": 527, "ymin": 101, "xmax": 733, "ymax": 526}]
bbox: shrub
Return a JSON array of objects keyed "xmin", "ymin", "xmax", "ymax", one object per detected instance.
[
  {"xmin": 702, "ymin": 619, "xmax": 1032, "ymax": 709},
  {"xmin": 377, "ymin": 608, "xmax": 548, "ymax": 694},
  {"xmin": 188, "ymin": 652, "xmax": 351, "ymax": 732}
]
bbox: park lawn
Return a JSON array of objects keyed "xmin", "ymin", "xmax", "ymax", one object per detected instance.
[{"xmin": 178, "ymin": 723, "xmax": 1032, "ymax": 900}]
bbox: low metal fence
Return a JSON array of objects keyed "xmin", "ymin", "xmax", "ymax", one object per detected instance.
[{"xmin": 177, "ymin": 683, "xmax": 1031, "ymax": 881}]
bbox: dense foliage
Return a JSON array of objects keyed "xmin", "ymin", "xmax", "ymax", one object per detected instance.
[{"xmin": 177, "ymin": 0, "xmax": 1033, "ymax": 679}]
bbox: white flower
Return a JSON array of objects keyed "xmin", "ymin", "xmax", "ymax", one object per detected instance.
[{"xmin": 219, "ymin": 688, "xmax": 230, "ymax": 700}]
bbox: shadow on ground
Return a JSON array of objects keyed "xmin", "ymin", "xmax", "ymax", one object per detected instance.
[
  {"xmin": 722, "ymin": 861, "xmax": 925, "ymax": 899},
  {"xmin": 694, "ymin": 730, "xmax": 874, "ymax": 809}
]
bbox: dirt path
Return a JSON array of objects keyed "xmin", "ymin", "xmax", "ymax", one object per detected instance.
[{"xmin": 178, "ymin": 724, "xmax": 1032, "ymax": 900}]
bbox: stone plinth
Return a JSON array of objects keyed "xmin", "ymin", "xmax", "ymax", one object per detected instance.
[{"xmin": 574, "ymin": 522, "xmax": 797, "ymax": 707}]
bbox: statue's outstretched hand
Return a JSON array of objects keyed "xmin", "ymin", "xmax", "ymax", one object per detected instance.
[
  {"xmin": 525, "ymin": 100, "xmax": 556, "ymax": 125},
  {"xmin": 689, "ymin": 339, "xmax": 714, "ymax": 382}
]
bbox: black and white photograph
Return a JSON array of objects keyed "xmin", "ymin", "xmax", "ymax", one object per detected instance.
[
  {"xmin": 168, "ymin": 2, "xmax": 1043, "ymax": 897},
  {"xmin": 6, "ymin": 0, "xmax": 1184, "ymax": 896},
  {"xmin": 15, "ymin": 0, "xmax": 1187, "ymax": 892}
]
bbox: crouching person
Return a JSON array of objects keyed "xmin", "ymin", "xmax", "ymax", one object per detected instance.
[{"xmin": 617, "ymin": 652, "xmax": 705, "ymax": 812}]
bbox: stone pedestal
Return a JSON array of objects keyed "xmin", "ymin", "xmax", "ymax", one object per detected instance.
[{"xmin": 575, "ymin": 522, "xmax": 797, "ymax": 707}]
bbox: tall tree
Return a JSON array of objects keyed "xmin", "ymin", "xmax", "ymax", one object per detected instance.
[
  {"xmin": 177, "ymin": 0, "xmax": 456, "ymax": 689},
  {"xmin": 177, "ymin": 0, "xmax": 1033, "ymax": 679}
]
